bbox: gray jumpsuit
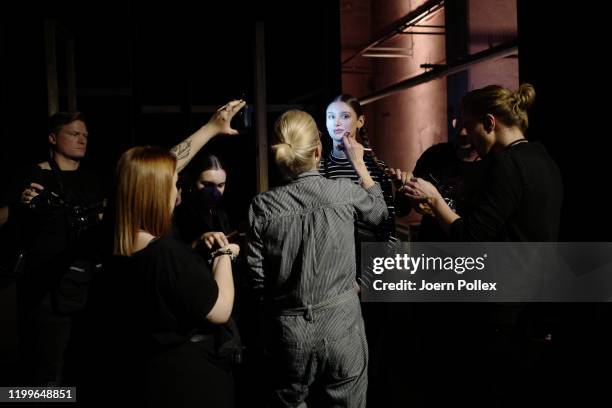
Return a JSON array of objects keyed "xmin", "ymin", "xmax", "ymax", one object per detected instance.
[{"xmin": 247, "ymin": 170, "xmax": 388, "ymax": 407}]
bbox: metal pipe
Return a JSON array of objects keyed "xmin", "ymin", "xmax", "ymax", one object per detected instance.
[
  {"xmin": 342, "ymin": 0, "xmax": 445, "ymax": 65},
  {"xmin": 398, "ymin": 32, "xmax": 446, "ymax": 35},
  {"xmin": 359, "ymin": 40, "xmax": 518, "ymax": 105},
  {"xmin": 362, "ymin": 54, "xmax": 412, "ymax": 58}
]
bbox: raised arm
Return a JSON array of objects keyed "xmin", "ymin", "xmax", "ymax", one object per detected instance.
[{"xmin": 171, "ymin": 100, "xmax": 246, "ymax": 172}]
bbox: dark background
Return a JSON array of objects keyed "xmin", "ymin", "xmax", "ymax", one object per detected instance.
[
  {"xmin": 0, "ymin": 0, "xmax": 341, "ymax": 223},
  {"xmin": 2, "ymin": 1, "xmax": 608, "ymax": 240},
  {"xmin": 1, "ymin": 0, "xmax": 611, "ymax": 405}
]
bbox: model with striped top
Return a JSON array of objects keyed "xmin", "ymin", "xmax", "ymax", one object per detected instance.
[{"xmin": 319, "ymin": 94, "xmax": 411, "ymax": 243}]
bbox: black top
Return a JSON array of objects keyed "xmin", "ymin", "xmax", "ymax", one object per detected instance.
[
  {"xmin": 79, "ymin": 236, "xmax": 224, "ymax": 406},
  {"xmin": 413, "ymin": 142, "xmax": 486, "ymax": 241},
  {"xmin": 129, "ymin": 235, "xmax": 219, "ymax": 349},
  {"xmin": 11, "ymin": 164, "xmax": 104, "ymax": 305},
  {"xmin": 174, "ymin": 198, "xmax": 232, "ymax": 248},
  {"xmin": 451, "ymin": 142, "xmax": 563, "ymax": 241},
  {"xmin": 173, "ymin": 198, "xmax": 233, "ymax": 264}
]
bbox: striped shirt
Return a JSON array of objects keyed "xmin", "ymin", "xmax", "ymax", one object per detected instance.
[
  {"xmin": 246, "ymin": 170, "xmax": 388, "ymax": 309},
  {"xmin": 319, "ymin": 153, "xmax": 396, "ymax": 242}
]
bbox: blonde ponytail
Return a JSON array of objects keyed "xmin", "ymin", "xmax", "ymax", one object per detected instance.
[
  {"xmin": 272, "ymin": 110, "xmax": 321, "ymax": 178},
  {"xmin": 462, "ymin": 83, "xmax": 536, "ymax": 132}
]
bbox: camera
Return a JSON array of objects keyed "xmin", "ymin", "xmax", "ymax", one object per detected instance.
[
  {"xmin": 427, "ymin": 173, "xmax": 459, "ymax": 212},
  {"xmin": 30, "ymin": 189, "xmax": 104, "ymax": 237},
  {"xmin": 29, "ymin": 188, "xmax": 64, "ymax": 212}
]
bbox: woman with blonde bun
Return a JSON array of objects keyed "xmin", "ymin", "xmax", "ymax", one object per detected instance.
[
  {"xmin": 404, "ymin": 83, "xmax": 563, "ymax": 241},
  {"xmin": 247, "ymin": 110, "xmax": 388, "ymax": 407}
]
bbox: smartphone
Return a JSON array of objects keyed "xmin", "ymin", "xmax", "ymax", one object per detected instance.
[{"xmin": 231, "ymin": 91, "xmax": 252, "ymax": 132}]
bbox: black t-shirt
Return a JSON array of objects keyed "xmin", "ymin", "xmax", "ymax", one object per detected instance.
[
  {"xmin": 80, "ymin": 236, "xmax": 220, "ymax": 405},
  {"xmin": 450, "ymin": 142, "xmax": 563, "ymax": 241},
  {"xmin": 129, "ymin": 235, "xmax": 219, "ymax": 348}
]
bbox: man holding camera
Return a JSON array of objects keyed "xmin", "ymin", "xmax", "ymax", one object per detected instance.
[{"xmin": 16, "ymin": 112, "xmax": 104, "ymax": 386}]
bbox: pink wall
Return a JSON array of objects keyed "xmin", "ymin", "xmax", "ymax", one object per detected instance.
[
  {"xmin": 468, "ymin": 0, "xmax": 518, "ymax": 89},
  {"xmin": 370, "ymin": 1, "xmax": 447, "ymax": 177},
  {"xmin": 342, "ymin": 0, "xmax": 447, "ymax": 228},
  {"xmin": 340, "ymin": 0, "xmax": 518, "ymax": 230}
]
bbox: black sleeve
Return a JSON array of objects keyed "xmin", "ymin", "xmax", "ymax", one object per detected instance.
[
  {"xmin": 450, "ymin": 155, "xmax": 522, "ymax": 241},
  {"xmin": 413, "ymin": 147, "xmax": 434, "ymax": 179},
  {"xmin": 166, "ymin": 238, "xmax": 219, "ymax": 322}
]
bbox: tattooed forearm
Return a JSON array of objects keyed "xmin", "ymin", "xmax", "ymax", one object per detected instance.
[{"xmin": 170, "ymin": 140, "xmax": 192, "ymax": 160}]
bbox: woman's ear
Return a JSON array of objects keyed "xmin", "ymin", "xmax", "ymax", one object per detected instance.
[
  {"xmin": 357, "ymin": 115, "xmax": 365, "ymax": 130},
  {"xmin": 314, "ymin": 142, "xmax": 322, "ymax": 162},
  {"xmin": 484, "ymin": 114, "xmax": 496, "ymax": 133}
]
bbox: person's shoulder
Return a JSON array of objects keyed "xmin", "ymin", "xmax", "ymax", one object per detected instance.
[
  {"xmin": 322, "ymin": 176, "xmax": 354, "ymax": 190},
  {"xmin": 251, "ymin": 181, "xmax": 294, "ymax": 206},
  {"xmin": 520, "ymin": 141, "xmax": 550, "ymax": 157},
  {"xmin": 486, "ymin": 149, "xmax": 522, "ymax": 179},
  {"xmin": 137, "ymin": 235, "xmax": 186, "ymax": 256},
  {"xmin": 249, "ymin": 190, "xmax": 274, "ymax": 216},
  {"xmin": 136, "ymin": 235, "xmax": 204, "ymax": 274},
  {"xmin": 319, "ymin": 176, "xmax": 361, "ymax": 200},
  {"xmin": 503, "ymin": 141, "xmax": 558, "ymax": 173},
  {"xmin": 24, "ymin": 162, "xmax": 49, "ymax": 176},
  {"xmin": 422, "ymin": 142, "xmax": 455, "ymax": 159},
  {"xmin": 23, "ymin": 162, "xmax": 51, "ymax": 182},
  {"xmin": 156, "ymin": 235, "xmax": 190, "ymax": 251},
  {"xmin": 414, "ymin": 142, "xmax": 457, "ymax": 175},
  {"xmin": 37, "ymin": 161, "xmax": 51, "ymax": 170}
]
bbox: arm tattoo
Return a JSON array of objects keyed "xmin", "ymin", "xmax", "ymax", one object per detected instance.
[{"xmin": 170, "ymin": 140, "xmax": 192, "ymax": 160}]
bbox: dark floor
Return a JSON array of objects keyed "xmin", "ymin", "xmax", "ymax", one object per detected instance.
[{"xmin": 1, "ymin": 268, "xmax": 610, "ymax": 407}]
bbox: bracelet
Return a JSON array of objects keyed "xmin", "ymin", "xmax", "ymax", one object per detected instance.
[{"xmin": 210, "ymin": 248, "xmax": 236, "ymax": 262}]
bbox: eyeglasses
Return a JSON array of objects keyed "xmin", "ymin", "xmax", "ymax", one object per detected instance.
[{"xmin": 451, "ymin": 116, "xmax": 480, "ymax": 131}]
